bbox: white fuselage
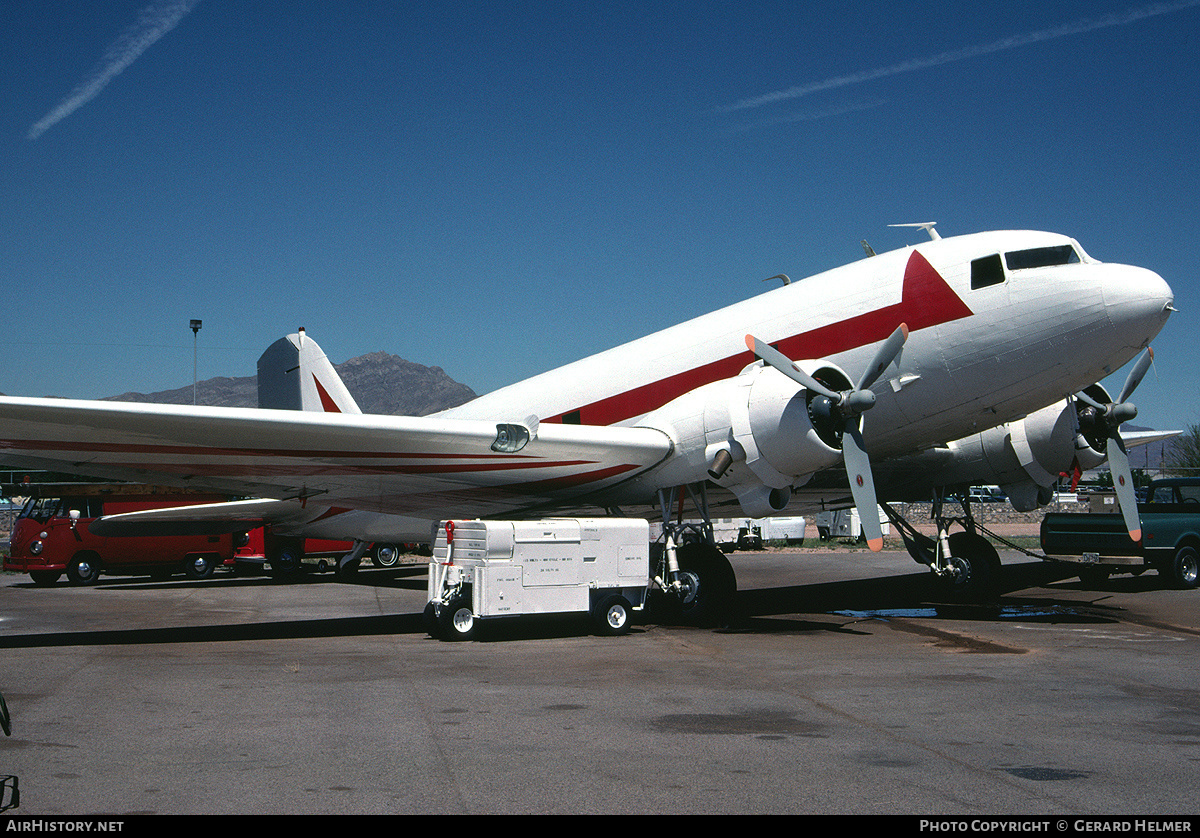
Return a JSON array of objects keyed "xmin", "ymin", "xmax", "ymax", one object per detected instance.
[
  {"xmin": 185, "ymin": 230, "xmax": 1180, "ymax": 543},
  {"xmin": 443, "ymin": 231, "xmax": 1170, "ymax": 462}
]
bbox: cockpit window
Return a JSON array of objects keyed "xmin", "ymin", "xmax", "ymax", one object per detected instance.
[
  {"xmin": 971, "ymin": 254, "xmax": 1005, "ymax": 289},
  {"xmin": 1005, "ymin": 244, "xmax": 1081, "ymax": 271}
]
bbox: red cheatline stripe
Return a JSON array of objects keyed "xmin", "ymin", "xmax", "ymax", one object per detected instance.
[
  {"xmin": 544, "ymin": 251, "xmax": 971, "ymax": 425},
  {"xmin": 0, "ymin": 439, "xmax": 537, "ymax": 461},
  {"xmin": 38, "ymin": 458, "xmax": 603, "ymax": 478}
]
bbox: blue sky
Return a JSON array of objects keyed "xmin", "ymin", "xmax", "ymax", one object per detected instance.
[{"xmin": 3, "ymin": 0, "xmax": 1198, "ymax": 435}]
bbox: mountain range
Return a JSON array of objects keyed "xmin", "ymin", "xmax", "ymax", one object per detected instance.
[{"xmin": 102, "ymin": 351, "xmax": 477, "ymax": 416}]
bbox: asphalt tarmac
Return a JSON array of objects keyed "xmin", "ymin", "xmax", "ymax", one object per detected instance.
[{"xmin": 1, "ymin": 549, "xmax": 1197, "ymax": 816}]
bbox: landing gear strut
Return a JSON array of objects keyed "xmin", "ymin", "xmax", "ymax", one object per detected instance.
[
  {"xmin": 650, "ymin": 484, "xmax": 737, "ymax": 626},
  {"xmin": 884, "ymin": 493, "xmax": 1001, "ymax": 602}
]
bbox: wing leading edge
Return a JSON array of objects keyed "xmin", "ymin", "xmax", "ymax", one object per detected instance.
[{"xmin": 0, "ymin": 396, "xmax": 673, "ymax": 520}]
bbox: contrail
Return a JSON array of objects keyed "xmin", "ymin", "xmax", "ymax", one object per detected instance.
[
  {"xmin": 28, "ymin": 0, "xmax": 202, "ymax": 140},
  {"xmin": 725, "ymin": 0, "xmax": 1200, "ymax": 112}
]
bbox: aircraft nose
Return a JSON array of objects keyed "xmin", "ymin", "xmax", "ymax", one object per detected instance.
[{"xmin": 1101, "ymin": 264, "xmax": 1174, "ymax": 345}]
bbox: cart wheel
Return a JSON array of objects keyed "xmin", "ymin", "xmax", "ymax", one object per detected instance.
[
  {"xmin": 438, "ymin": 595, "xmax": 477, "ymax": 641},
  {"xmin": 594, "ymin": 595, "xmax": 633, "ymax": 636},
  {"xmin": 423, "ymin": 602, "xmax": 442, "ymax": 639}
]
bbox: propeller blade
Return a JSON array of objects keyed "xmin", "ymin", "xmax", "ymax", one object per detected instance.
[
  {"xmin": 856, "ymin": 323, "xmax": 909, "ymax": 392},
  {"xmin": 1075, "ymin": 347, "xmax": 1153, "ymax": 415},
  {"xmin": 747, "ymin": 328, "xmax": 906, "ymax": 554},
  {"xmin": 1117, "ymin": 347, "xmax": 1154, "ymax": 405},
  {"xmin": 1106, "ymin": 435, "xmax": 1142, "ymax": 542},
  {"xmin": 842, "ymin": 427, "xmax": 883, "ymax": 551},
  {"xmin": 1074, "ymin": 347, "xmax": 1154, "ymax": 542},
  {"xmin": 745, "ymin": 335, "xmax": 840, "ymax": 400}
]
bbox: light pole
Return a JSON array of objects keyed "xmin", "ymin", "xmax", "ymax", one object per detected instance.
[{"xmin": 190, "ymin": 320, "xmax": 202, "ymax": 405}]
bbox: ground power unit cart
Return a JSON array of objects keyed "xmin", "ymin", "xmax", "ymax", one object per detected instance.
[{"xmin": 425, "ymin": 518, "xmax": 651, "ymax": 640}]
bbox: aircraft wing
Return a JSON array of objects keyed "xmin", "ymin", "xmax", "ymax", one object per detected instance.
[{"xmin": 0, "ymin": 396, "xmax": 673, "ymax": 521}]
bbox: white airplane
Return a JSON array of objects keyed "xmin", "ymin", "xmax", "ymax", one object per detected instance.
[{"xmin": 0, "ymin": 226, "xmax": 1174, "ymax": 617}]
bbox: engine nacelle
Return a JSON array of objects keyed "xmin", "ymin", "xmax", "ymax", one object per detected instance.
[
  {"xmin": 639, "ymin": 361, "xmax": 852, "ymax": 517},
  {"xmin": 928, "ymin": 387, "xmax": 1111, "ymax": 511}
]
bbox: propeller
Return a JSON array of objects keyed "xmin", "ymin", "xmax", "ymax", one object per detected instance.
[
  {"xmin": 1075, "ymin": 347, "xmax": 1154, "ymax": 542},
  {"xmin": 746, "ymin": 323, "xmax": 909, "ymax": 551}
]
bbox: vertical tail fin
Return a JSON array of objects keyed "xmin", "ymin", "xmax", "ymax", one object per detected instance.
[{"xmin": 257, "ymin": 327, "xmax": 362, "ymax": 414}]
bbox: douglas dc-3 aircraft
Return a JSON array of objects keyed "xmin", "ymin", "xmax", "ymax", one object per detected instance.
[{"xmin": 0, "ymin": 226, "xmax": 1175, "ymax": 618}]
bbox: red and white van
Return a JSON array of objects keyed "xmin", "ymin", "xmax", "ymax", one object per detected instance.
[{"xmin": 4, "ymin": 485, "xmax": 247, "ymax": 585}]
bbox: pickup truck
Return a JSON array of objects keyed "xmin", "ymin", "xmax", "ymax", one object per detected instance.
[{"xmin": 1040, "ymin": 477, "xmax": 1200, "ymax": 589}]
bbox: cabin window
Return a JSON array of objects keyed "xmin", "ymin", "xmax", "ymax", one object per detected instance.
[
  {"xmin": 970, "ymin": 254, "xmax": 1005, "ymax": 289},
  {"xmin": 1005, "ymin": 244, "xmax": 1080, "ymax": 271}
]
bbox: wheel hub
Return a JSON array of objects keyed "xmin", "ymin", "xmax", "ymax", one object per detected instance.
[
  {"xmin": 1181, "ymin": 555, "xmax": 1198, "ymax": 586},
  {"xmin": 672, "ymin": 570, "xmax": 701, "ymax": 605},
  {"xmin": 452, "ymin": 607, "xmax": 474, "ymax": 634}
]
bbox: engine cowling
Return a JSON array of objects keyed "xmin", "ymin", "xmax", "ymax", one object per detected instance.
[
  {"xmin": 639, "ymin": 361, "xmax": 853, "ymax": 517},
  {"xmin": 928, "ymin": 388, "xmax": 1111, "ymax": 510}
]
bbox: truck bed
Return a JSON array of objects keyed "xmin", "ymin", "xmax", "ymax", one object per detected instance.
[
  {"xmin": 1041, "ymin": 503, "xmax": 1200, "ymax": 567},
  {"xmin": 1040, "ymin": 512, "xmax": 1140, "ymax": 562}
]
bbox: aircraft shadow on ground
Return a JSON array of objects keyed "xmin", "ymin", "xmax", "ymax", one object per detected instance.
[
  {"xmin": 728, "ymin": 561, "xmax": 1132, "ymax": 637},
  {"xmin": 0, "ymin": 612, "xmax": 424, "ymax": 649},
  {"xmin": 8, "ymin": 564, "xmax": 430, "ymax": 593},
  {"xmin": 0, "ymin": 559, "xmax": 1152, "ymax": 648}
]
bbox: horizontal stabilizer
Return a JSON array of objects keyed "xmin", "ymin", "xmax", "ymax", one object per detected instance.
[
  {"xmin": 90, "ymin": 497, "xmax": 308, "ymax": 537},
  {"xmin": 1120, "ymin": 429, "xmax": 1181, "ymax": 449}
]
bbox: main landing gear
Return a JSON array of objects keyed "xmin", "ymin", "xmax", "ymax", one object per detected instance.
[
  {"xmin": 649, "ymin": 484, "xmax": 737, "ymax": 627},
  {"xmin": 884, "ymin": 493, "xmax": 1002, "ymax": 602}
]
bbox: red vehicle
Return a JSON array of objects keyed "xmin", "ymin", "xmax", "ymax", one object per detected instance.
[
  {"xmin": 232, "ymin": 528, "xmax": 358, "ymax": 575},
  {"xmin": 237, "ymin": 531, "xmax": 419, "ymax": 574},
  {"xmin": 4, "ymin": 485, "xmax": 248, "ymax": 585}
]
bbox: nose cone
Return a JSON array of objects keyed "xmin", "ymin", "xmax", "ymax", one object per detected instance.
[{"xmin": 1101, "ymin": 263, "xmax": 1174, "ymax": 348}]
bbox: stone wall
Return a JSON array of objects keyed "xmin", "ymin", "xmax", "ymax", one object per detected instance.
[{"xmin": 885, "ymin": 499, "xmax": 1089, "ymax": 538}]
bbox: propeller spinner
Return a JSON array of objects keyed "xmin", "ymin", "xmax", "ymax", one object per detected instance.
[
  {"xmin": 746, "ymin": 323, "xmax": 908, "ymax": 551},
  {"xmin": 1076, "ymin": 347, "xmax": 1154, "ymax": 542}
]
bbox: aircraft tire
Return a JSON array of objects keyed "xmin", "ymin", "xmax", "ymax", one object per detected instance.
[
  {"xmin": 940, "ymin": 533, "xmax": 999, "ymax": 602},
  {"xmin": 654, "ymin": 542, "xmax": 736, "ymax": 627}
]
